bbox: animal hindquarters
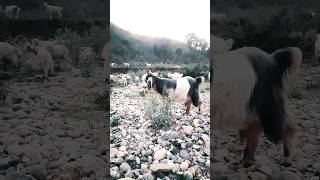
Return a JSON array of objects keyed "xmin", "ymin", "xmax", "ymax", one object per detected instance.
[{"xmin": 212, "ymin": 52, "xmax": 257, "ymax": 130}]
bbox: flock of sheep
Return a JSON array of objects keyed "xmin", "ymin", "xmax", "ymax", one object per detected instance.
[
  {"xmin": 0, "ymin": 2, "xmax": 63, "ymax": 19},
  {"xmin": 0, "ymin": 39, "xmax": 108, "ymax": 80}
]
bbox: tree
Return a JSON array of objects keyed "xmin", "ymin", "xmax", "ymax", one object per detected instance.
[{"xmin": 185, "ymin": 33, "xmax": 209, "ymax": 52}]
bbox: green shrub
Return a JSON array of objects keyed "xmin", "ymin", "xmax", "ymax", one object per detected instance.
[
  {"xmin": 110, "ymin": 115, "xmax": 120, "ymax": 127},
  {"xmin": 145, "ymin": 95, "xmax": 172, "ymax": 130},
  {"xmin": 182, "ymin": 64, "xmax": 209, "ymax": 79}
]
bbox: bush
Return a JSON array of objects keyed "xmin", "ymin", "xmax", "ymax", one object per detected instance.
[
  {"xmin": 182, "ymin": 64, "xmax": 209, "ymax": 79},
  {"xmin": 110, "ymin": 115, "xmax": 120, "ymax": 127},
  {"xmin": 145, "ymin": 95, "xmax": 172, "ymax": 130}
]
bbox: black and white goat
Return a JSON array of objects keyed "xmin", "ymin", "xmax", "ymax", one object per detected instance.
[
  {"xmin": 145, "ymin": 72, "xmax": 204, "ymax": 114},
  {"xmin": 212, "ymin": 37, "xmax": 302, "ymax": 167}
]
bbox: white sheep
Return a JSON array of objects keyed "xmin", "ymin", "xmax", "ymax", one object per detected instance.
[
  {"xmin": 25, "ymin": 44, "xmax": 54, "ymax": 80},
  {"xmin": 123, "ymin": 62, "xmax": 130, "ymax": 67},
  {"xmin": 43, "ymin": 2, "xmax": 63, "ymax": 20},
  {"xmin": 145, "ymin": 63, "xmax": 151, "ymax": 67},
  {"xmin": 167, "ymin": 72, "xmax": 183, "ymax": 79},
  {"xmin": 111, "ymin": 63, "xmax": 116, "ymax": 67},
  {"xmin": 0, "ymin": 42, "xmax": 22, "ymax": 71},
  {"xmin": 4, "ymin": 5, "xmax": 21, "ymax": 19},
  {"xmin": 46, "ymin": 44, "xmax": 70, "ymax": 64}
]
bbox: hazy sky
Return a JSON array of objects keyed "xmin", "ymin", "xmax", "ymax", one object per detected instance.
[{"xmin": 110, "ymin": 0, "xmax": 210, "ymax": 43}]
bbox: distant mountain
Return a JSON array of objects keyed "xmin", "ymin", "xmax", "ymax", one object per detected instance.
[{"xmin": 110, "ymin": 23, "xmax": 209, "ymax": 66}]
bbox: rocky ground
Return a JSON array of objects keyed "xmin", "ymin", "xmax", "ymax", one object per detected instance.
[
  {"xmin": 110, "ymin": 77, "xmax": 210, "ymax": 179},
  {"xmin": 0, "ymin": 68, "xmax": 108, "ymax": 180},
  {"xmin": 210, "ymin": 64, "xmax": 320, "ymax": 180}
]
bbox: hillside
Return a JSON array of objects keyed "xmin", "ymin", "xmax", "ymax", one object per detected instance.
[{"xmin": 110, "ymin": 23, "xmax": 209, "ymax": 66}]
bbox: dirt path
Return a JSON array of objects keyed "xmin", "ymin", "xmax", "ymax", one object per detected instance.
[{"xmin": 0, "ymin": 68, "xmax": 107, "ymax": 179}]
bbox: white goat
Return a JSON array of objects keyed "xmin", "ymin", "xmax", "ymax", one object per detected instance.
[
  {"xmin": 43, "ymin": 2, "xmax": 63, "ymax": 20},
  {"xmin": 25, "ymin": 44, "xmax": 54, "ymax": 80}
]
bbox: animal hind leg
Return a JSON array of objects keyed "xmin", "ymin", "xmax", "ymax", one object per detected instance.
[
  {"xmin": 185, "ymin": 100, "xmax": 192, "ymax": 114},
  {"xmin": 242, "ymin": 120, "xmax": 261, "ymax": 167},
  {"xmin": 282, "ymin": 123, "xmax": 296, "ymax": 167},
  {"xmin": 239, "ymin": 129, "xmax": 247, "ymax": 144}
]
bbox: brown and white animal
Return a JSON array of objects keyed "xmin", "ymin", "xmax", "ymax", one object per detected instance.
[
  {"xmin": 212, "ymin": 37, "xmax": 302, "ymax": 167},
  {"xmin": 43, "ymin": 2, "xmax": 63, "ymax": 20},
  {"xmin": 145, "ymin": 72, "xmax": 204, "ymax": 114},
  {"xmin": 25, "ymin": 44, "xmax": 54, "ymax": 80},
  {"xmin": 0, "ymin": 42, "xmax": 22, "ymax": 71},
  {"xmin": 314, "ymin": 34, "xmax": 320, "ymax": 64},
  {"xmin": 4, "ymin": 5, "xmax": 21, "ymax": 19}
]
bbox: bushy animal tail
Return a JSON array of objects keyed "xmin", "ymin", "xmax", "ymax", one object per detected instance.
[
  {"xmin": 271, "ymin": 47, "xmax": 302, "ymax": 80},
  {"xmin": 258, "ymin": 47, "xmax": 301, "ymax": 144},
  {"xmin": 195, "ymin": 76, "xmax": 205, "ymax": 88}
]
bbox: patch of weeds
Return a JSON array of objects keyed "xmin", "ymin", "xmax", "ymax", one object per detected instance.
[
  {"xmin": 139, "ymin": 89, "xmax": 148, "ymax": 97},
  {"xmin": 110, "ymin": 115, "xmax": 120, "ymax": 127},
  {"xmin": 145, "ymin": 95, "xmax": 172, "ymax": 130}
]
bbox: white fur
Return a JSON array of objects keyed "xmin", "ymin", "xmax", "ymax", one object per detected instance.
[
  {"xmin": 47, "ymin": 44, "xmax": 70, "ymax": 62},
  {"xmin": 145, "ymin": 63, "xmax": 151, "ymax": 67},
  {"xmin": 111, "ymin": 63, "xmax": 116, "ymax": 67},
  {"xmin": 211, "ymin": 35, "xmax": 233, "ymax": 55},
  {"xmin": 123, "ymin": 62, "xmax": 130, "ymax": 67},
  {"xmin": 167, "ymin": 72, "xmax": 183, "ymax": 79},
  {"xmin": 213, "ymin": 52, "xmax": 257, "ymax": 130},
  {"xmin": 35, "ymin": 46, "xmax": 54, "ymax": 79},
  {"xmin": 171, "ymin": 77, "xmax": 191, "ymax": 103},
  {"xmin": 43, "ymin": 2, "xmax": 63, "ymax": 20}
]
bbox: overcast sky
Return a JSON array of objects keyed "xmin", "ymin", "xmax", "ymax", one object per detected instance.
[{"xmin": 110, "ymin": 0, "xmax": 210, "ymax": 43}]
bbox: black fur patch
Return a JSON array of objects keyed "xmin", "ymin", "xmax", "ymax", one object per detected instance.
[
  {"xmin": 238, "ymin": 47, "xmax": 287, "ymax": 144},
  {"xmin": 146, "ymin": 74, "xmax": 177, "ymax": 96},
  {"xmin": 186, "ymin": 77, "xmax": 200, "ymax": 107}
]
